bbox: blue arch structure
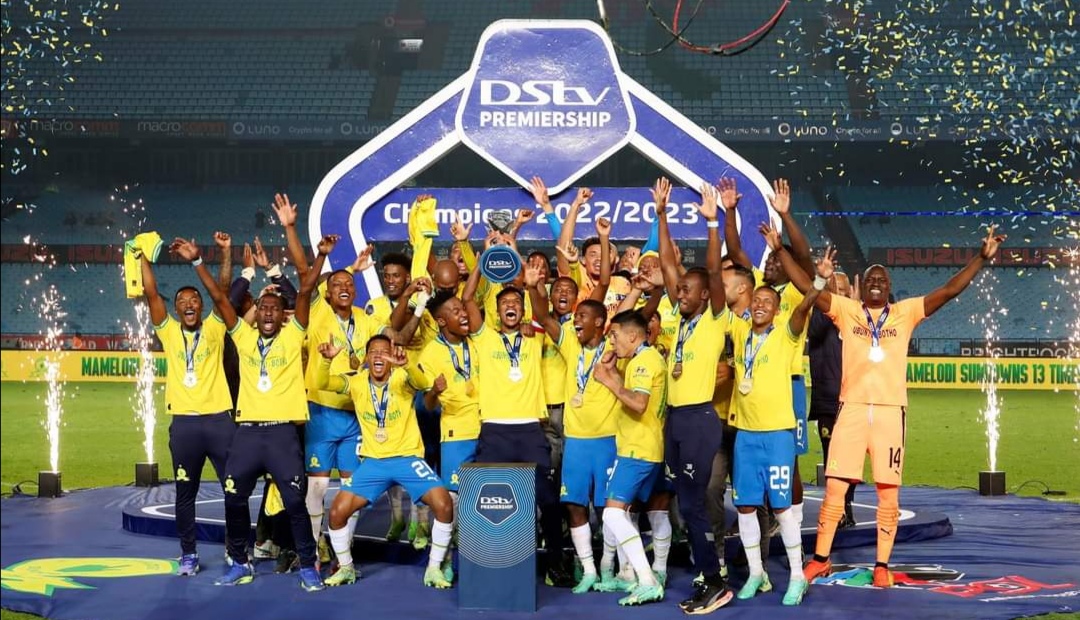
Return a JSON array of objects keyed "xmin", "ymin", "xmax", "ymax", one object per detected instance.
[{"xmin": 308, "ymin": 20, "xmax": 778, "ymax": 305}]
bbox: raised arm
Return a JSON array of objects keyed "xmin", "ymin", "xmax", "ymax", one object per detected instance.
[
  {"xmin": 762, "ymin": 222, "xmax": 833, "ymax": 313},
  {"xmin": 770, "ymin": 179, "xmax": 814, "ymax": 277},
  {"xmin": 296, "ymin": 235, "xmax": 337, "ymax": 329},
  {"xmin": 214, "ymin": 232, "xmax": 233, "ymax": 292},
  {"xmin": 530, "ymin": 176, "xmax": 563, "ymax": 240},
  {"xmin": 789, "ymin": 247, "xmax": 831, "ymax": 335},
  {"xmin": 462, "ymin": 263, "xmax": 485, "ymax": 334},
  {"xmin": 524, "ymin": 265, "xmax": 560, "ymax": 340},
  {"xmin": 388, "ymin": 278, "xmax": 430, "ymax": 346},
  {"xmin": 695, "ymin": 182, "xmax": 727, "ymax": 314},
  {"xmin": 654, "ymin": 178, "xmax": 681, "ymax": 305},
  {"xmin": 924, "ymin": 226, "xmax": 1005, "ymax": 317},
  {"xmin": 274, "ymin": 193, "xmax": 310, "ymax": 277},
  {"xmin": 555, "ymin": 187, "xmax": 591, "ymax": 277},
  {"xmin": 587, "ymin": 217, "xmax": 612, "ymax": 302},
  {"xmin": 719, "ymin": 177, "xmax": 751, "ymax": 269},
  {"xmin": 139, "ymin": 255, "xmax": 168, "ymax": 325},
  {"xmin": 170, "ymin": 238, "xmax": 238, "ymax": 329}
]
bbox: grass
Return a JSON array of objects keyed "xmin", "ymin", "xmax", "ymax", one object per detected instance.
[{"xmin": 1, "ymin": 383, "xmax": 1078, "ymax": 620}]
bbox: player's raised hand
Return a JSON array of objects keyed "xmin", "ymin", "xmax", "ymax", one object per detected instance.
[
  {"xmin": 718, "ymin": 177, "xmax": 742, "ymax": 212},
  {"xmin": 529, "ymin": 176, "xmax": 551, "ymax": 208},
  {"xmin": 242, "ymin": 243, "xmax": 254, "ymax": 270},
  {"xmin": 317, "ymin": 340, "xmax": 343, "ymax": 360},
  {"xmin": 316, "ymin": 234, "xmax": 340, "ymax": 255},
  {"xmin": 694, "ymin": 181, "xmax": 719, "ymax": 221},
  {"xmin": 252, "ymin": 236, "xmax": 270, "ymax": 269},
  {"xmin": 214, "ymin": 231, "xmax": 232, "ymax": 249},
  {"xmin": 555, "ymin": 242, "xmax": 579, "ymax": 264},
  {"xmin": 595, "ymin": 216, "xmax": 612, "ymax": 238},
  {"xmin": 412, "ymin": 193, "xmax": 434, "ymax": 208},
  {"xmin": 515, "ymin": 208, "xmax": 535, "ymax": 230},
  {"xmin": 450, "ymin": 214, "xmax": 473, "ymax": 242},
  {"xmin": 351, "ymin": 245, "xmax": 375, "ymax": 272},
  {"xmin": 651, "ymin": 177, "xmax": 672, "ymax": 210},
  {"xmin": 816, "ymin": 246, "xmax": 837, "ymax": 280},
  {"xmin": 759, "ymin": 222, "xmax": 782, "ymax": 251},
  {"xmin": 523, "ymin": 264, "xmax": 543, "ymax": 288},
  {"xmin": 980, "ymin": 224, "xmax": 1006, "ymax": 260},
  {"xmin": 620, "ymin": 246, "xmax": 641, "ymax": 272},
  {"xmin": 170, "ymin": 238, "xmax": 200, "ymax": 262},
  {"xmin": 850, "ymin": 273, "xmax": 861, "ymax": 301},
  {"xmin": 593, "ymin": 350, "xmax": 619, "ymax": 387},
  {"xmin": 387, "ymin": 345, "xmax": 408, "ymax": 366},
  {"xmin": 258, "ymin": 283, "xmax": 280, "ymax": 298},
  {"xmin": 769, "ymin": 179, "xmax": 791, "ymax": 214},
  {"xmin": 273, "ymin": 193, "xmax": 298, "ymax": 227},
  {"xmin": 574, "ymin": 187, "xmax": 594, "ymax": 205}
]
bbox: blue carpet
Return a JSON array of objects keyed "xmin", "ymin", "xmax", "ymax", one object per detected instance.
[{"xmin": 2, "ymin": 485, "xmax": 1078, "ymax": 619}]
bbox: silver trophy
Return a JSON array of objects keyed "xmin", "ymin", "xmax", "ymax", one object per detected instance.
[{"xmin": 485, "ymin": 209, "xmax": 515, "ymax": 235}]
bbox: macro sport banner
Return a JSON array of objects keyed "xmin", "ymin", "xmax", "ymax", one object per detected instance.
[
  {"xmin": 1, "ymin": 351, "xmax": 167, "ymax": 383},
  {"xmin": 905, "ymin": 357, "xmax": 1078, "ymax": 391},
  {"xmin": 308, "ymin": 20, "xmax": 779, "ymax": 306}
]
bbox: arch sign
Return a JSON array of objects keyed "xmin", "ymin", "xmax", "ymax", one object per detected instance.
[{"xmin": 309, "ymin": 20, "xmax": 778, "ymax": 305}]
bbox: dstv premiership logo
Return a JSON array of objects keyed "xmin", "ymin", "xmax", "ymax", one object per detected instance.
[
  {"xmin": 457, "ymin": 21, "xmax": 635, "ymax": 193},
  {"xmin": 476, "ymin": 482, "xmax": 517, "ymax": 526}
]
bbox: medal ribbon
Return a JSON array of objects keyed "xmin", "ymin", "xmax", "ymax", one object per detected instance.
[
  {"xmin": 181, "ymin": 329, "xmax": 201, "ymax": 375},
  {"xmin": 336, "ymin": 314, "xmax": 356, "ymax": 356},
  {"xmin": 256, "ymin": 336, "xmax": 274, "ymax": 379},
  {"xmin": 499, "ymin": 331, "xmax": 523, "ymax": 369},
  {"xmin": 743, "ymin": 325, "xmax": 774, "ymax": 380},
  {"xmin": 861, "ymin": 303, "xmax": 891, "ymax": 349},
  {"xmin": 437, "ymin": 335, "xmax": 471, "ymax": 381},
  {"xmin": 369, "ymin": 379, "xmax": 390, "ymax": 429},
  {"xmin": 674, "ymin": 313, "xmax": 703, "ymax": 364},
  {"xmin": 576, "ymin": 341, "xmax": 605, "ymax": 394}
]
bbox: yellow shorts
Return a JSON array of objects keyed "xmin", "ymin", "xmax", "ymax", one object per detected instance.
[{"xmin": 824, "ymin": 402, "xmax": 906, "ymax": 486}]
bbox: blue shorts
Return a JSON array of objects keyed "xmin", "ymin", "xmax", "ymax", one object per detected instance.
[
  {"xmin": 792, "ymin": 376, "xmax": 809, "ymax": 455},
  {"xmin": 343, "ymin": 456, "xmax": 443, "ymax": 505},
  {"xmin": 732, "ymin": 429, "xmax": 796, "ymax": 509},
  {"xmin": 606, "ymin": 456, "xmax": 666, "ymax": 505},
  {"xmin": 305, "ymin": 402, "xmax": 361, "ymax": 475},
  {"xmin": 440, "ymin": 439, "xmax": 477, "ymax": 492},
  {"xmin": 561, "ymin": 436, "xmax": 617, "ymax": 507}
]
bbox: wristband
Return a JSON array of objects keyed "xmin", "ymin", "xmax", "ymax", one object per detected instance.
[
  {"xmin": 706, "ymin": 220, "xmax": 720, "ymax": 229},
  {"xmin": 191, "ymin": 257, "xmax": 203, "ymax": 267},
  {"xmin": 813, "ymin": 275, "xmax": 828, "ymax": 291},
  {"xmin": 241, "ymin": 267, "xmax": 256, "ymax": 281},
  {"xmin": 266, "ymin": 264, "xmax": 282, "ymax": 279},
  {"xmin": 414, "ymin": 292, "xmax": 431, "ymax": 316}
]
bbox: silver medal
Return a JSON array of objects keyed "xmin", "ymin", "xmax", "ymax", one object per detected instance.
[
  {"xmin": 508, "ymin": 366, "xmax": 523, "ymax": 382},
  {"xmin": 183, "ymin": 371, "xmax": 197, "ymax": 388},
  {"xmin": 869, "ymin": 345, "xmax": 885, "ymax": 363},
  {"xmin": 257, "ymin": 375, "xmax": 273, "ymax": 392},
  {"xmin": 738, "ymin": 377, "xmax": 753, "ymax": 395}
]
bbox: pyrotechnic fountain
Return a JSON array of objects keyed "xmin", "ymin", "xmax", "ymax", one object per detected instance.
[
  {"xmin": 37, "ymin": 285, "xmax": 66, "ymax": 498},
  {"xmin": 130, "ymin": 301, "xmax": 160, "ymax": 487},
  {"xmin": 974, "ymin": 269, "xmax": 1006, "ymax": 496}
]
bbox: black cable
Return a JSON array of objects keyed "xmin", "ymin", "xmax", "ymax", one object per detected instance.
[{"xmin": 598, "ymin": 0, "xmax": 708, "ymax": 57}]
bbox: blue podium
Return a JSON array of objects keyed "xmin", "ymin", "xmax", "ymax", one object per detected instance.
[{"xmin": 457, "ymin": 462, "xmax": 536, "ymax": 611}]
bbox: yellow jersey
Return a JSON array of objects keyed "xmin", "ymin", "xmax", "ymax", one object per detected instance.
[
  {"xmin": 230, "ymin": 320, "xmax": 308, "ymax": 422},
  {"xmin": 418, "ymin": 336, "xmax": 481, "ymax": 442},
  {"xmin": 666, "ymin": 305, "xmax": 731, "ymax": 407},
  {"xmin": 729, "ymin": 318, "xmax": 799, "ymax": 431},
  {"xmin": 556, "ymin": 322, "xmax": 618, "ymax": 438},
  {"xmin": 655, "ymin": 296, "xmax": 680, "ymax": 358},
  {"xmin": 617, "ymin": 345, "xmax": 667, "ymax": 462},
  {"xmin": 154, "ymin": 313, "xmax": 233, "ymax": 415},
  {"xmin": 336, "ymin": 365, "xmax": 430, "ymax": 459},
  {"xmin": 540, "ymin": 327, "xmax": 567, "ymax": 407},
  {"xmin": 471, "ymin": 324, "xmax": 544, "ymax": 421},
  {"xmin": 753, "ymin": 268, "xmax": 811, "ymax": 376},
  {"xmin": 304, "ymin": 301, "xmax": 383, "ymax": 410}
]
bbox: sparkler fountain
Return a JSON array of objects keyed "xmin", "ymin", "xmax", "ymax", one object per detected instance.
[
  {"xmin": 37, "ymin": 285, "xmax": 66, "ymax": 498},
  {"xmin": 975, "ymin": 269, "xmax": 1006, "ymax": 496},
  {"xmin": 131, "ymin": 301, "xmax": 160, "ymax": 487}
]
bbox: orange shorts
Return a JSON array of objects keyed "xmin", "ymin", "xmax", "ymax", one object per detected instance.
[{"xmin": 824, "ymin": 402, "xmax": 906, "ymax": 485}]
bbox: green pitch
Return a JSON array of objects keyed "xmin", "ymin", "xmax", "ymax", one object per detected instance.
[{"xmin": 1, "ymin": 383, "xmax": 1078, "ymax": 620}]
